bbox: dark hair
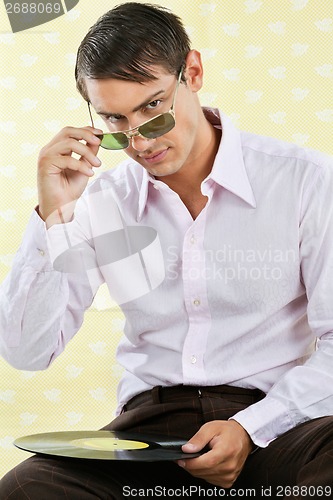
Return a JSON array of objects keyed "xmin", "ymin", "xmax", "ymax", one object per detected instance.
[{"xmin": 75, "ymin": 2, "xmax": 191, "ymax": 101}]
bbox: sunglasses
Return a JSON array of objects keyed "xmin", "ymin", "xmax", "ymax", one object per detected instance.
[{"xmin": 88, "ymin": 69, "xmax": 183, "ymax": 150}]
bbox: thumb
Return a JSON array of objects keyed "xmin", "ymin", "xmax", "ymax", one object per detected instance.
[{"xmin": 182, "ymin": 426, "xmax": 212, "ymax": 453}]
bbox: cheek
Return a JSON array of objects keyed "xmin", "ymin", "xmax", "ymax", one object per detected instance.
[
  {"xmin": 123, "ymin": 148, "xmax": 138, "ymax": 161},
  {"xmin": 177, "ymin": 106, "xmax": 197, "ymax": 137},
  {"xmin": 178, "ymin": 115, "xmax": 197, "ymax": 148}
]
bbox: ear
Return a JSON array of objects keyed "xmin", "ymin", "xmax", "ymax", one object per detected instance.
[{"xmin": 184, "ymin": 50, "xmax": 204, "ymax": 92}]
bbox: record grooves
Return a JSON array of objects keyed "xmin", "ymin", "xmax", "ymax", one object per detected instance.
[{"xmin": 14, "ymin": 430, "xmax": 202, "ymax": 461}]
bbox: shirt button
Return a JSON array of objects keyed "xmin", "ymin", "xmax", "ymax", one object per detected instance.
[
  {"xmin": 37, "ymin": 248, "xmax": 45, "ymax": 256},
  {"xmin": 153, "ymin": 184, "xmax": 159, "ymax": 190},
  {"xmin": 190, "ymin": 235, "xmax": 196, "ymax": 244},
  {"xmin": 193, "ymin": 299, "xmax": 201, "ymax": 306},
  {"xmin": 191, "ymin": 356, "xmax": 197, "ymax": 364}
]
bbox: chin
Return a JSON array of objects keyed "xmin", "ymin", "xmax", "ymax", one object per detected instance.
[{"xmin": 147, "ymin": 165, "xmax": 181, "ymax": 178}]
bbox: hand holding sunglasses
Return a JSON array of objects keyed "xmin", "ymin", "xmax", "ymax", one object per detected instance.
[{"xmin": 37, "ymin": 126, "xmax": 103, "ymax": 225}]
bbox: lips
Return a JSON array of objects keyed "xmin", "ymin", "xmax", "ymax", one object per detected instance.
[{"xmin": 140, "ymin": 148, "xmax": 168, "ymax": 164}]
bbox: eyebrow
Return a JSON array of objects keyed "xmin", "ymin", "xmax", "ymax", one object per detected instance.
[{"xmin": 96, "ymin": 89, "xmax": 166, "ymax": 118}]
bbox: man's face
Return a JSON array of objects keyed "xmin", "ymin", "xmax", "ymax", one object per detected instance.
[{"xmin": 84, "ymin": 66, "xmax": 203, "ymax": 179}]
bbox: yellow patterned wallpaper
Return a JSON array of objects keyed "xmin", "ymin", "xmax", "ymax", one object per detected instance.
[{"xmin": 0, "ymin": 0, "xmax": 332, "ymax": 478}]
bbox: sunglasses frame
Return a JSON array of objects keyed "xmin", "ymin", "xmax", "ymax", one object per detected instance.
[{"xmin": 88, "ymin": 68, "xmax": 183, "ymax": 150}]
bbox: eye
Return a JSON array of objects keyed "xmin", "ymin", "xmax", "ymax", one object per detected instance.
[
  {"xmin": 104, "ymin": 114, "xmax": 125, "ymax": 123},
  {"xmin": 145, "ymin": 100, "xmax": 161, "ymax": 110}
]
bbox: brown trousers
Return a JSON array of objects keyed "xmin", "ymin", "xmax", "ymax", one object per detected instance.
[{"xmin": 1, "ymin": 384, "xmax": 333, "ymax": 499}]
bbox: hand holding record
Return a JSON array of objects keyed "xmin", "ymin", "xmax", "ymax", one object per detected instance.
[{"xmin": 177, "ymin": 420, "xmax": 254, "ymax": 488}]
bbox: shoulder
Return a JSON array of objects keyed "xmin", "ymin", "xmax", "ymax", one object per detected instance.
[{"xmin": 241, "ymin": 131, "xmax": 333, "ymax": 176}]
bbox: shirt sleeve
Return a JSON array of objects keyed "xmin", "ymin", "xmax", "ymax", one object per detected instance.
[
  {"xmin": 0, "ymin": 208, "xmax": 100, "ymax": 370},
  {"xmin": 231, "ymin": 157, "xmax": 333, "ymax": 448}
]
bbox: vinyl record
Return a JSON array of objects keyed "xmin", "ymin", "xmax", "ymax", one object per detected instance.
[{"xmin": 14, "ymin": 430, "xmax": 202, "ymax": 461}]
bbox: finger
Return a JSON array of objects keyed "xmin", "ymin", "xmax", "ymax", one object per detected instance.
[
  {"xmin": 49, "ymin": 138, "xmax": 101, "ymax": 167},
  {"xmin": 81, "ymin": 136, "xmax": 101, "ymax": 162},
  {"xmin": 178, "ymin": 451, "xmax": 238, "ymax": 489},
  {"xmin": 178, "ymin": 446, "xmax": 223, "ymax": 471},
  {"xmin": 187, "ymin": 465, "xmax": 241, "ymax": 490},
  {"xmin": 63, "ymin": 132, "xmax": 102, "ymax": 168},
  {"xmin": 48, "ymin": 126, "xmax": 103, "ymax": 148},
  {"xmin": 82, "ymin": 125, "xmax": 104, "ymax": 133},
  {"xmin": 50, "ymin": 155, "xmax": 95, "ymax": 177},
  {"xmin": 182, "ymin": 421, "xmax": 220, "ymax": 454},
  {"xmin": 63, "ymin": 125, "xmax": 104, "ymax": 139}
]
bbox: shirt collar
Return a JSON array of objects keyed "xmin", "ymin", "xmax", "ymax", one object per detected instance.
[
  {"xmin": 204, "ymin": 107, "xmax": 256, "ymax": 208},
  {"xmin": 137, "ymin": 107, "xmax": 256, "ymax": 220}
]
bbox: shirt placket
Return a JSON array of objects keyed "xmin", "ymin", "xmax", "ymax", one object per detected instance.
[{"xmin": 181, "ymin": 186, "xmax": 214, "ymax": 385}]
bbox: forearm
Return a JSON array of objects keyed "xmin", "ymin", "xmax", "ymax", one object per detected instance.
[
  {"xmin": 232, "ymin": 334, "xmax": 333, "ymax": 447},
  {"xmin": 0, "ymin": 211, "xmax": 94, "ymax": 370}
]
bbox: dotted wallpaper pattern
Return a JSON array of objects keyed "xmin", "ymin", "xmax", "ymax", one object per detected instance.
[{"xmin": 0, "ymin": 0, "xmax": 332, "ymax": 478}]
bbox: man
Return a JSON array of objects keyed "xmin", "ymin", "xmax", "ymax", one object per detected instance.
[{"xmin": 1, "ymin": 2, "xmax": 333, "ymax": 498}]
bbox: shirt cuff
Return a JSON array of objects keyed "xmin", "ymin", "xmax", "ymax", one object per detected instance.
[
  {"xmin": 16, "ymin": 208, "xmax": 53, "ymax": 271},
  {"xmin": 230, "ymin": 396, "xmax": 294, "ymax": 448}
]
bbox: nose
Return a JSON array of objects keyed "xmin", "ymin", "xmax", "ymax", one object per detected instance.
[{"xmin": 130, "ymin": 134, "xmax": 155, "ymax": 152}]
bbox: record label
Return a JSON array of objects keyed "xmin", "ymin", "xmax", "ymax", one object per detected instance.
[{"xmin": 70, "ymin": 438, "xmax": 149, "ymax": 451}]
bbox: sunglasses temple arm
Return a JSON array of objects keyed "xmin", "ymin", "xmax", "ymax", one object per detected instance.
[
  {"xmin": 87, "ymin": 102, "xmax": 96, "ymax": 128},
  {"xmin": 170, "ymin": 68, "xmax": 183, "ymax": 114}
]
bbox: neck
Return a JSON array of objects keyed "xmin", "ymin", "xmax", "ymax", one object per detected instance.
[
  {"xmin": 155, "ymin": 122, "xmax": 221, "ymax": 221},
  {"xmin": 159, "ymin": 121, "xmax": 221, "ymax": 195}
]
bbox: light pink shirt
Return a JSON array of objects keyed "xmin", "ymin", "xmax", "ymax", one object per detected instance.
[{"xmin": 1, "ymin": 108, "xmax": 333, "ymax": 447}]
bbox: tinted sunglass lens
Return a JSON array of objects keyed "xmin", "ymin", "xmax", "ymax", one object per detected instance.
[
  {"xmin": 100, "ymin": 133, "xmax": 129, "ymax": 150},
  {"xmin": 140, "ymin": 113, "xmax": 175, "ymax": 139}
]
